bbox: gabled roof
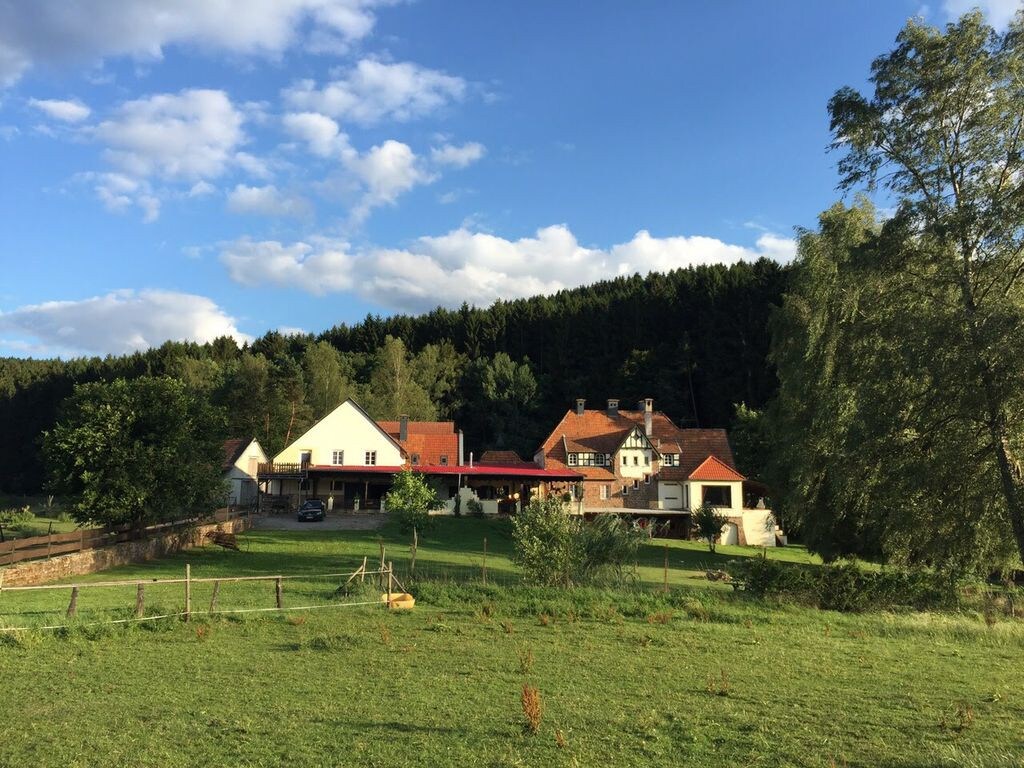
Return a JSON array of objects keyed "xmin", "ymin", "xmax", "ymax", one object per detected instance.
[
  {"xmin": 274, "ymin": 398, "xmax": 407, "ymax": 463},
  {"xmin": 379, "ymin": 419, "xmax": 459, "ymax": 466},
  {"xmin": 539, "ymin": 402, "xmax": 739, "ymax": 482},
  {"xmin": 689, "ymin": 455, "xmax": 745, "ymax": 482},
  {"xmin": 478, "ymin": 450, "xmax": 531, "ymax": 466},
  {"xmin": 222, "ymin": 438, "xmax": 249, "ymax": 471}
]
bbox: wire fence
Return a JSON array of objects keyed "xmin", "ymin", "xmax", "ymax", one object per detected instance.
[{"xmin": 0, "ymin": 563, "xmax": 398, "ymax": 632}]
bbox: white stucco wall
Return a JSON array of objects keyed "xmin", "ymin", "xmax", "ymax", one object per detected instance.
[
  {"xmin": 688, "ymin": 480, "xmax": 742, "ymax": 513},
  {"xmin": 657, "ymin": 481, "xmax": 685, "ymax": 510},
  {"xmin": 618, "ymin": 448, "xmax": 654, "ymax": 479},
  {"xmin": 273, "ymin": 400, "xmax": 404, "ymax": 467},
  {"xmin": 224, "ymin": 438, "xmax": 267, "ymax": 505}
]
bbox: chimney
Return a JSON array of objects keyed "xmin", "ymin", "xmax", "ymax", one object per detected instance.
[
  {"xmin": 607, "ymin": 398, "xmax": 619, "ymax": 417},
  {"xmin": 575, "ymin": 398, "xmax": 585, "ymax": 416},
  {"xmin": 641, "ymin": 398, "xmax": 653, "ymax": 436},
  {"xmin": 399, "ymin": 414, "xmax": 408, "ymax": 442},
  {"xmin": 458, "ymin": 429, "xmax": 464, "ymax": 467}
]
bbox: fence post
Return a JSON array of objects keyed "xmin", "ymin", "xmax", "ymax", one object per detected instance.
[
  {"xmin": 379, "ymin": 542, "xmax": 386, "ymax": 588},
  {"xmin": 663, "ymin": 543, "xmax": 669, "ymax": 593},
  {"xmin": 135, "ymin": 583, "xmax": 145, "ymax": 618},
  {"xmin": 185, "ymin": 563, "xmax": 191, "ymax": 622},
  {"xmin": 275, "ymin": 577, "xmax": 283, "ymax": 610},
  {"xmin": 66, "ymin": 586, "xmax": 79, "ymax": 617},
  {"xmin": 386, "ymin": 561, "xmax": 393, "ymax": 608},
  {"xmin": 360, "ymin": 556, "xmax": 367, "ymax": 583},
  {"xmin": 411, "ymin": 528, "xmax": 417, "ymax": 576},
  {"xmin": 210, "ymin": 580, "xmax": 221, "ymax": 612},
  {"xmin": 482, "ymin": 537, "xmax": 488, "ymax": 586},
  {"xmin": 46, "ymin": 524, "xmax": 53, "ymax": 559}
]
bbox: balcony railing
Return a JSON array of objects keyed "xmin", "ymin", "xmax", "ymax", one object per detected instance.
[{"xmin": 257, "ymin": 461, "xmax": 309, "ymax": 478}]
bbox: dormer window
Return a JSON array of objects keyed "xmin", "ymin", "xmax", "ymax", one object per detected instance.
[
  {"xmin": 663, "ymin": 454, "xmax": 676, "ymax": 466},
  {"xmin": 568, "ymin": 453, "xmax": 578, "ymax": 466},
  {"xmin": 439, "ymin": 455, "xmax": 449, "ymax": 466},
  {"xmin": 411, "ymin": 454, "xmax": 420, "ymax": 465}
]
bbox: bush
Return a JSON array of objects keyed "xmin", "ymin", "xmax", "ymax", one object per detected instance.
[
  {"xmin": 384, "ymin": 469, "xmax": 444, "ymax": 534},
  {"xmin": 466, "ymin": 499, "xmax": 484, "ymax": 518},
  {"xmin": 0, "ymin": 506, "xmax": 35, "ymax": 531},
  {"xmin": 511, "ymin": 497, "xmax": 581, "ymax": 586},
  {"xmin": 692, "ymin": 502, "xmax": 729, "ymax": 552},
  {"xmin": 576, "ymin": 514, "xmax": 646, "ymax": 585},
  {"xmin": 729, "ymin": 553, "xmax": 958, "ymax": 612}
]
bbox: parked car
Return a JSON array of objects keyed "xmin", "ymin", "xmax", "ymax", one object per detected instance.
[{"xmin": 297, "ymin": 499, "xmax": 326, "ymax": 522}]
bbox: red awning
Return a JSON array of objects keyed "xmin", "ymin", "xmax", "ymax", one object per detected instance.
[{"xmin": 302, "ymin": 463, "xmax": 582, "ymax": 481}]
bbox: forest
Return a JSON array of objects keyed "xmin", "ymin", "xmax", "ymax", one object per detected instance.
[{"xmin": 0, "ymin": 258, "xmax": 788, "ymax": 495}]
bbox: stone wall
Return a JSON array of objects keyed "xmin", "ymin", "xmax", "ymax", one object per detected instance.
[{"xmin": 0, "ymin": 517, "xmax": 252, "ymax": 587}]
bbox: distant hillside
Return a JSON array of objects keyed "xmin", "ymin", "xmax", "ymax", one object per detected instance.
[{"xmin": 0, "ymin": 259, "xmax": 789, "ymax": 493}]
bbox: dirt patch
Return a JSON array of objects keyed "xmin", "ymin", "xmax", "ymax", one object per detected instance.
[{"xmin": 251, "ymin": 514, "xmax": 389, "ymax": 531}]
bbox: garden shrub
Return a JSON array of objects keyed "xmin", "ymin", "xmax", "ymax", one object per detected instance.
[{"xmin": 729, "ymin": 552, "xmax": 958, "ymax": 612}]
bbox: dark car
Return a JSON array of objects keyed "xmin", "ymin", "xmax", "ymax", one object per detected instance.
[{"xmin": 297, "ymin": 499, "xmax": 326, "ymax": 522}]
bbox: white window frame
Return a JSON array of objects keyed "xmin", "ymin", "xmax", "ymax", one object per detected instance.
[
  {"xmin": 633, "ymin": 479, "xmax": 640, "ymax": 490},
  {"xmin": 331, "ymin": 450, "xmax": 344, "ymax": 465},
  {"xmin": 600, "ymin": 484, "xmax": 609, "ymax": 500},
  {"xmin": 644, "ymin": 475, "xmax": 651, "ymax": 485},
  {"xmin": 622, "ymin": 484, "xmax": 629, "ymax": 496},
  {"xmin": 568, "ymin": 453, "xmax": 578, "ymax": 466},
  {"xmin": 365, "ymin": 450, "xmax": 377, "ymax": 466}
]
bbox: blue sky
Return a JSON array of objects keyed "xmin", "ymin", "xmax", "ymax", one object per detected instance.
[{"xmin": 0, "ymin": 0, "xmax": 1018, "ymax": 357}]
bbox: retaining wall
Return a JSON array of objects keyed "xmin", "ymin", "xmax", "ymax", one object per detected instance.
[{"xmin": 0, "ymin": 517, "xmax": 251, "ymax": 587}]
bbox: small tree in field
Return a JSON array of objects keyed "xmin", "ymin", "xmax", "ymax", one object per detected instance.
[
  {"xmin": 693, "ymin": 502, "xmax": 728, "ymax": 553},
  {"xmin": 385, "ymin": 469, "xmax": 444, "ymax": 533},
  {"xmin": 511, "ymin": 497, "xmax": 581, "ymax": 586}
]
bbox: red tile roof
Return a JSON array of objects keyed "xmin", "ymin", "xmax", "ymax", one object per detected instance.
[
  {"xmin": 539, "ymin": 405, "xmax": 739, "ymax": 482},
  {"xmin": 378, "ymin": 420, "xmax": 459, "ymax": 466},
  {"xmin": 689, "ymin": 455, "xmax": 745, "ymax": 481},
  {"xmin": 478, "ymin": 450, "xmax": 531, "ymax": 466}
]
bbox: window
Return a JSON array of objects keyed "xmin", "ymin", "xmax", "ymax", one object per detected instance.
[
  {"xmin": 331, "ymin": 450, "xmax": 344, "ymax": 465},
  {"xmin": 633, "ymin": 479, "xmax": 640, "ymax": 490},
  {"xmin": 364, "ymin": 451, "xmax": 377, "ymax": 466},
  {"xmin": 595, "ymin": 453, "xmax": 606, "ymax": 466},
  {"xmin": 622, "ymin": 484, "xmax": 629, "ymax": 496},
  {"xmin": 330, "ymin": 480, "xmax": 345, "ymax": 491},
  {"xmin": 702, "ymin": 485, "xmax": 732, "ymax": 507},
  {"xmin": 439, "ymin": 455, "xmax": 449, "ymax": 466},
  {"xmin": 644, "ymin": 475, "xmax": 651, "ymax": 485},
  {"xmin": 644, "ymin": 453, "xmax": 650, "ymax": 465},
  {"xmin": 568, "ymin": 453, "xmax": 578, "ymax": 466},
  {"xmin": 411, "ymin": 453, "xmax": 420, "ymax": 465},
  {"xmin": 663, "ymin": 454, "xmax": 676, "ymax": 466},
  {"xmin": 633, "ymin": 455, "xmax": 639, "ymax": 466},
  {"xmin": 600, "ymin": 485, "xmax": 609, "ymax": 500}
]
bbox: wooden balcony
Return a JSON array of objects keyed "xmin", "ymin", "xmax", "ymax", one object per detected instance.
[{"xmin": 257, "ymin": 462, "xmax": 309, "ymax": 478}]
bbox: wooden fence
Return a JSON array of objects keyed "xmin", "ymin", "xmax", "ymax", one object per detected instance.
[{"xmin": 0, "ymin": 508, "xmax": 247, "ymax": 568}]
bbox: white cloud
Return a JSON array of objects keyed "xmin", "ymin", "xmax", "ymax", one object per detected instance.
[
  {"xmin": 283, "ymin": 59, "xmax": 466, "ymax": 125},
  {"xmin": 430, "ymin": 141, "xmax": 485, "ymax": 168},
  {"xmin": 219, "ymin": 224, "xmax": 797, "ymax": 313},
  {"xmin": 226, "ymin": 184, "xmax": 311, "ymax": 218},
  {"xmin": 188, "ymin": 180, "xmax": 215, "ymax": 197},
  {"xmin": 94, "ymin": 89, "xmax": 245, "ymax": 182},
  {"xmin": 282, "ymin": 111, "xmax": 352, "ymax": 158},
  {"xmin": 0, "ymin": 0, "xmax": 387, "ymax": 87},
  {"xmin": 346, "ymin": 139, "xmax": 435, "ymax": 220},
  {"xmin": 28, "ymin": 97, "xmax": 91, "ymax": 122},
  {"xmin": 220, "ymin": 237, "xmax": 355, "ymax": 295},
  {"xmin": 944, "ymin": 0, "xmax": 1021, "ymax": 27},
  {"xmin": 0, "ymin": 290, "xmax": 251, "ymax": 356}
]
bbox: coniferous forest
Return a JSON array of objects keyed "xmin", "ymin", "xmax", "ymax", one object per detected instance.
[{"xmin": 0, "ymin": 258, "xmax": 788, "ymax": 496}]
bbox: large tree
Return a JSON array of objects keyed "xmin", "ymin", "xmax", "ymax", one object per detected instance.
[
  {"xmin": 777, "ymin": 10, "xmax": 1024, "ymax": 569},
  {"xmin": 44, "ymin": 377, "xmax": 226, "ymax": 529}
]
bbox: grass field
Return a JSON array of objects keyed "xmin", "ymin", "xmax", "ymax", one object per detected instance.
[{"xmin": 0, "ymin": 518, "xmax": 1021, "ymax": 767}]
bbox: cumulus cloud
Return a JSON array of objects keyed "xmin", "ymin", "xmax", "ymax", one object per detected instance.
[
  {"xmin": 0, "ymin": 0, "xmax": 387, "ymax": 87},
  {"xmin": 283, "ymin": 59, "xmax": 467, "ymax": 125},
  {"xmin": 944, "ymin": 0, "xmax": 1021, "ymax": 27},
  {"xmin": 346, "ymin": 139, "xmax": 435, "ymax": 221},
  {"xmin": 219, "ymin": 224, "xmax": 797, "ymax": 313},
  {"xmin": 430, "ymin": 141, "xmax": 485, "ymax": 168},
  {"xmin": 282, "ymin": 111, "xmax": 352, "ymax": 158},
  {"xmin": 226, "ymin": 184, "xmax": 311, "ymax": 218},
  {"xmin": 93, "ymin": 89, "xmax": 245, "ymax": 181},
  {"xmin": 0, "ymin": 290, "xmax": 251, "ymax": 356},
  {"xmin": 220, "ymin": 237, "xmax": 355, "ymax": 295},
  {"xmin": 28, "ymin": 97, "xmax": 91, "ymax": 122}
]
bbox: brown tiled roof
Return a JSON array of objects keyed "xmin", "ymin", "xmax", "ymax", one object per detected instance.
[
  {"xmin": 222, "ymin": 438, "xmax": 249, "ymax": 471},
  {"xmin": 539, "ymin": 404, "xmax": 738, "ymax": 482},
  {"xmin": 478, "ymin": 450, "xmax": 531, "ymax": 466},
  {"xmin": 379, "ymin": 420, "xmax": 459, "ymax": 466}
]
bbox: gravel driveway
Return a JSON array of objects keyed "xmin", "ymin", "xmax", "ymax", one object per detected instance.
[{"xmin": 251, "ymin": 513, "xmax": 389, "ymax": 531}]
